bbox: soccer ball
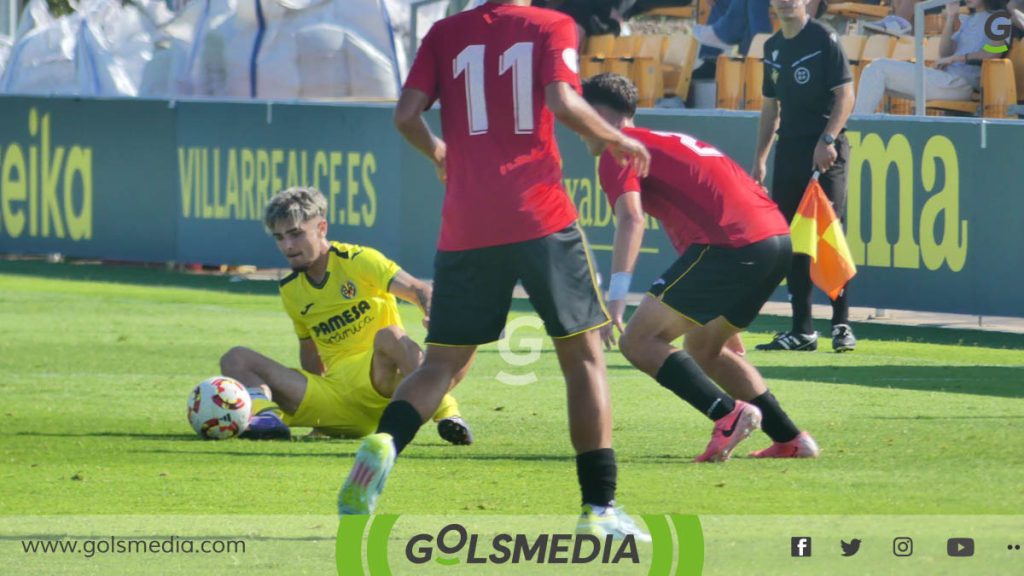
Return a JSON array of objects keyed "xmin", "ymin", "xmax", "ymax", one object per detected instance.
[{"xmin": 187, "ymin": 376, "xmax": 252, "ymax": 440}]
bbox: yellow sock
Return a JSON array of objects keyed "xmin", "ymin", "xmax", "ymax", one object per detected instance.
[{"xmin": 432, "ymin": 393, "xmax": 460, "ymax": 422}]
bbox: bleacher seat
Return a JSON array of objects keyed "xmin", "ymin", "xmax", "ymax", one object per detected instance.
[
  {"xmin": 1010, "ymin": 41, "xmax": 1024, "ymax": 104},
  {"xmin": 743, "ymin": 33, "xmax": 772, "ymax": 110},
  {"xmin": 715, "ymin": 54, "xmax": 744, "ymax": 109},
  {"xmin": 663, "ymin": 33, "xmax": 700, "ymax": 100},
  {"xmin": 928, "ymin": 59, "xmax": 1017, "ymax": 118}
]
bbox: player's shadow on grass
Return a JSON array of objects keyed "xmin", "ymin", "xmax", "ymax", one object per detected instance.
[{"xmin": 761, "ymin": 365, "xmax": 1024, "ymax": 399}]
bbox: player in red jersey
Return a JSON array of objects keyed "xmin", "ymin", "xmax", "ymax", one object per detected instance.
[
  {"xmin": 338, "ymin": 2, "xmax": 651, "ymax": 539},
  {"xmin": 582, "ymin": 73, "xmax": 820, "ymax": 462}
]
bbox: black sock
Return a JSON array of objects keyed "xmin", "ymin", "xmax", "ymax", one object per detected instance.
[
  {"xmin": 655, "ymin": 351, "xmax": 735, "ymax": 421},
  {"xmin": 576, "ymin": 448, "xmax": 617, "ymax": 507},
  {"xmin": 750, "ymin": 391, "xmax": 800, "ymax": 443},
  {"xmin": 375, "ymin": 400, "xmax": 424, "ymax": 455}
]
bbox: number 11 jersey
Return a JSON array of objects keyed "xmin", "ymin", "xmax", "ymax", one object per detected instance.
[{"xmin": 403, "ymin": 3, "xmax": 581, "ymax": 251}]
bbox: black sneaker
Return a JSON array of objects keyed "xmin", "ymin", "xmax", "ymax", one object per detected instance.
[
  {"xmin": 831, "ymin": 324, "xmax": 857, "ymax": 353},
  {"xmin": 437, "ymin": 416, "xmax": 474, "ymax": 445},
  {"xmin": 755, "ymin": 331, "xmax": 818, "ymax": 351}
]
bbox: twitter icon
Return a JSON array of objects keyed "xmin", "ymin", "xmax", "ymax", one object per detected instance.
[{"xmin": 841, "ymin": 539, "xmax": 862, "ymax": 557}]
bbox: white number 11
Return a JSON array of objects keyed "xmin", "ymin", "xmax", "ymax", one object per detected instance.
[{"xmin": 453, "ymin": 42, "xmax": 535, "ymax": 135}]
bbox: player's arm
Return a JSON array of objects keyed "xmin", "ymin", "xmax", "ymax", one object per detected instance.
[
  {"xmin": 815, "ymin": 82, "xmax": 854, "ymax": 172},
  {"xmin": 388, "ymin": 270, "xmax": 432, "ymax": 325},
  {"xmin": 752, "ymin": 96, "xmax": 780, "ymax": 186},
  {"xmin": 299, "ymin": 338, "xmax": 324, "ymax": 375},
  {"xmin": 394, "ymin": 89, "xmax": 447, "ymax": 182},
  {"xmin": 602, "ymin": 192, "xmax": 645, "ymax": 349},
  {"xmin": 545, "ymin": 82, "xmax": 650, "ymax": 177}
]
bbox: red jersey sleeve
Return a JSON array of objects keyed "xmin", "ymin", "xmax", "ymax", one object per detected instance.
[
  {"xmin": 598, "ymin": 152, "xmax": 642, "ymax": 212},
  {"xmin": 403, "ymin": 26, "xmax": 440, "ymax": 103},
  {"xmin": 539, "ymin": 16, "xmax": 581, "ymax": 91}
]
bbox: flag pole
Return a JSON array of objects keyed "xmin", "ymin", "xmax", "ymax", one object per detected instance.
[{"xmin": 811, "ymin": 170, "xmax": 820, "ymax": 181}]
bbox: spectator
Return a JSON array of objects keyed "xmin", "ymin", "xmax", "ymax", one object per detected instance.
[
  {"xmin": 1009, "ymin": 0, "xmax": 1024, "ymax": 35},
  {"xmin": 864, "ymin": 0, "xmax": 917, "ymax": 36},
  {"xmin": 853, "ymin": 0, "xmax": 1009, "ymax": 115},
  {"xmin": 533, "ymin": 0, "xmax": 629, "ymax": 49},
  {"xmin": 693, "ymin": 0, "xmax": 774, "ymax": 55}
]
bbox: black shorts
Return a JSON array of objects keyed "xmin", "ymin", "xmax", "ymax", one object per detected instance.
[
  {"xmin": 426, "ymin": 224, "xmax": 610, "ymax": 346},
  {"xmin": 648, "ymin": 234, "xmax": 792, "ymax": 329}
]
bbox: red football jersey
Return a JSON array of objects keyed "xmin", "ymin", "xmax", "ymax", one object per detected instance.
[
  {"xmin": 403, "ymin": 2, "xmax": 580, "ymax": 251},
  {"xmin": 599, "ymin": 127, "xmax": 789, "ymax": 252}
]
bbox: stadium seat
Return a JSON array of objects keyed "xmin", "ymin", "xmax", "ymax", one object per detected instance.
[
  {"xmin": 840, "ymin": 34, "xmax": 867, "ymax": 63},
  {"xmin": 849, "ymin": 34, "xmax": 894, "ymax": 105},
  {"xmin": 981, "ymin": 59, "xmax": 1018, "ymax": 118},
  {"xmin": 827, "ymin": 2, "xmax": 891, "ymax": 20},
  {"xmin": 715, "ymin": 54, "xmax": 744, "ymax": 109},
  {"xmin": 663, "ymin": 33, "xmax": 700, "ymax": 100},
  {"xmin": 645, "ymin": 6, "xmax": 695, "ymax": 19},
  {"xmin": 890, "ymin": 37, "xmax": 915, "ymax": 61},
  {"xmin": 924, "ymin": 36, "xmax": 942, "ymax": 64},
  {"xmin": 743, "ymin": 33, "xmax": 772, "ymax": 110},
  {"xmin": 928, "ymin": 59, "xmax": 1017, "ymax": 118},
  {"xmin": 699, "ymin": 0, "xmax": 712, "ymax": 25},
  {"xmin": 1010, "ymin": 41, "xmax": 1024, "ymax": 103},
  {"xmin": 585, "ymin": 35, "xmax": 616, "ymax": 58}
]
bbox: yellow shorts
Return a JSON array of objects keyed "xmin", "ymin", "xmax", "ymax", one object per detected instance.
[{"xmin": 281, "ymin": 350, "xmax": 389, "ymax": 439}]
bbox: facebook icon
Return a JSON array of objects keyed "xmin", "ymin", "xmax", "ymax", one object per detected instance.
[{"xmin": 791, "ymin": 537, "xmax": 813, "ymax": 557}]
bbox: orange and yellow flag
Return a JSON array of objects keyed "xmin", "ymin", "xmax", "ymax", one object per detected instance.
[{"xmin": 789, "ymin": 176, "xmax": 856, "ymax": 300}]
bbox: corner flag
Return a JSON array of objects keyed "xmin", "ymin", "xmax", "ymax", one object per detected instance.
[{"xmin": 789, "ymin": 173, "xmax": 856, "ymax": 300}]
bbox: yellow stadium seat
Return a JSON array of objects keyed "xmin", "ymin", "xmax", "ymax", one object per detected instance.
[
  {"xmin": 742, "ymin": 33, "xmax": 772, "ymax": 111},
  {"xmin": 715, "ymin": 54, "xmax": 744, "ymax": 109},
  {"xmin": 928, "ymin": 59, "xmax": 1017, "ymax": 118},
  {"xmin": 827, "ymin": 2, "xmax": 891, "ymax": 19},
  {"xmin": 1010, "ymin": 41, "xmax": 1024, "ymax": 103},
  {"xmin": 840, "ymin": 34, "xmax": 867, "ymax": 62},
  {"xmin": 585, "ymin": 35, "xmax": 616, "ymax": 58},
  {"xmin": 663, "ymin": 34, "xmax": 700, "ymax": 100},
  {"xmin": 890, "ymin": 37, "xmax": 915, "ymax": 61},
  {"xmin": 860, "ymin": 34, "xmax": 896, "ymax": 63},
  {"xmin": 981, "ymin": 59, "xmax": 1017, "ymax": 118}
]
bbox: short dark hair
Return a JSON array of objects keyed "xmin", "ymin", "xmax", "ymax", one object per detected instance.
[{"xmin": 582, "ymin": 73, "xmax": 637, "ymax": 118}]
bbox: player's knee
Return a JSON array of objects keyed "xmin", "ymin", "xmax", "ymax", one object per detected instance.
[
  {"xmin": 617, "ymin": 329, "xmax": 644, "ymax": 365},
  {"xmin": 375, "ymin": 325, "xmax": 406, "ymax": 348},
  {"xmin": 220, "ymin": 346, "xmax": 254, "ymax": 374},
  {"xmin": 683, "ymin": 337, "xmax": 721, "ymax": 366}
]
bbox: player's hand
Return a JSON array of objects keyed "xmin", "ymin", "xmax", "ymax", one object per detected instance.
[
  {"xmin": 944, "ymin": 1, "xmax": 959, "ymax": 19},
  {"xmin": 813, "ymin": 141, "xmax": 837, "ymax": 173},
  {"xmin": 601, "ymin": 299, "xmax": 628, "ymax": 351},
  {"xmin": 607, "ymin": 135, "xmax": 651, "ymax": 178},
  {"xmin": 751, "ymin": 160, "xmax": 768, "ymax": 188},
  {"xmin": 432, "ymin": 139, "xmax": 447, "ymax": 184}
]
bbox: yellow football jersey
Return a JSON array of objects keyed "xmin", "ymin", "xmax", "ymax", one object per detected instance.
[{"xmin": 279, "ymin": 241, "xmax": 403, "ymax": 371}]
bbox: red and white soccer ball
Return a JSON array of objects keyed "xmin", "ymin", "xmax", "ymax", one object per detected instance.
[{"xmin": 187, "ymin": 376, "xmax": 252, "ymax": 440}]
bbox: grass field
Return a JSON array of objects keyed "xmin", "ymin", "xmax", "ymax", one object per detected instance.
[{"xmin": 1, "ymin": 259, "xmax": 1023, "ymax": 574}]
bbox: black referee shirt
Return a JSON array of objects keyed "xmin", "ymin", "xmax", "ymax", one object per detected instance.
[{"xmin": 762, "ymin": 20, "xmax": 852, "ymax": 139}]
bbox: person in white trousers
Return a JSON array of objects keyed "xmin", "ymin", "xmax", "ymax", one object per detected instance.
[{"xmin": 853, "ymin": 0, "xmax": 1010, "ymax": 115}]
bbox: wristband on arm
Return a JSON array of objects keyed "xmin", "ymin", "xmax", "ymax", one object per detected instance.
[{"xmin": 607, "ymin": 272, "xmax": 633, "ymax": 302}]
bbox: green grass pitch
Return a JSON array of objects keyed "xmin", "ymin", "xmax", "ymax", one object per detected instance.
[{"xmin": 2, "ymin": 258, "xmax": 1022, "ymax": 519}]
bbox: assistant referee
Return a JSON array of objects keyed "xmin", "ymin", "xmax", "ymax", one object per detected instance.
[{"xmin": 752, "ymin": 0, "xmax": 856, "ymax": 353}]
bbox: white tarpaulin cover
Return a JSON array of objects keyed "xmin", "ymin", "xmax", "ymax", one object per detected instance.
[{"xmin": 1, "ymin": 0, "xmax": 451, "ymax": 99}]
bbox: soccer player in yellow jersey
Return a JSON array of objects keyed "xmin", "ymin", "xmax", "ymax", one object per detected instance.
[{"xmin": 219, "ymin": 187, "xmax": 472, "ymax": 443}]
